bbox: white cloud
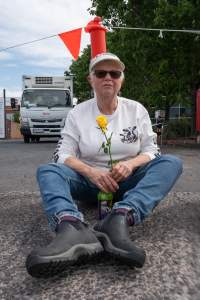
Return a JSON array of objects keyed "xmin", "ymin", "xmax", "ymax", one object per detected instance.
[
  {"xmin": 0, "ymin": 0, "xmax": 93, "ymax": 96},
  {"xmin": 27, "ymin": 57, "xmax": 71, "ymax": 69},
  {"xmin": 14, "ymin": 30, "xmax": 90, "ymax": 68},
  {"xmin": 0, "ymin": 86, "xmax": 21, "ymax": 98},
  {"xmin": 0, "ymin": 0, "xmax": 91, "ymax": 66},
  {"xmin": 0, "ymin": 52, "xmax": 13, "ymax": 60},
  {"xmin": 4, "ymin": 63, "xmax": 18, "ymax": 67},
  {"xmin": 0, "ymin": 0, "xmax": 91, "ymax": 49}
]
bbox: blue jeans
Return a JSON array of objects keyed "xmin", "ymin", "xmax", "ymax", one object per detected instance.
[{"xmin": 37, "ymin": 155, "xmax": 182, "ymax": 231}]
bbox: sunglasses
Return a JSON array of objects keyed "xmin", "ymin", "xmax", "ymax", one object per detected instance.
[{"xmin": 93, "ymin": 70, "xmax": 122, "ymax": 79}]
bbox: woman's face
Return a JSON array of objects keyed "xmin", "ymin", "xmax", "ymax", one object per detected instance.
[{"xmin": 88, "ymin": 60, "xmax": 124, "ymax": 99}]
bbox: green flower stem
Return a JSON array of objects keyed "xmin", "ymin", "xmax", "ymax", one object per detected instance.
[
  {"xmin": 102, "ymin": 131, "xmax": 113, "ymax": 170},
  {"xmin": 98, "ymin": 127, "xmax": 114, "ymax": 219}
]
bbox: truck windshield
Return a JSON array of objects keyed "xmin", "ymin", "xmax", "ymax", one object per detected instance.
[{"xmin": 21, "ymin": 89, "xmax": 71, "ymax": 108}]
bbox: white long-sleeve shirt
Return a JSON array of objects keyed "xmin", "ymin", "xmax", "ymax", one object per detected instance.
[{"xmin": 52, "ymin": 97, "xmax": 160, "ymax": 169}]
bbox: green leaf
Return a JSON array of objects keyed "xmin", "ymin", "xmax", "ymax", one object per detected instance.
[
  {"xmin": 104, "ymin": 147, "xmax": 108, "ymax": 154},
  {"xmin": 107, "ymin": 140, "xmax": 111, "ymax": 146}
]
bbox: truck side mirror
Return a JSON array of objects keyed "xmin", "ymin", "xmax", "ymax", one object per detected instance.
[{"xmin": 10, "ymin": 98, "xmax": 17, "ymax": 109}]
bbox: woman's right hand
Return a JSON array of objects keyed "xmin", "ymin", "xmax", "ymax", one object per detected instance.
[{"xmin": 88, "ymin": 168, "xmax": 119, "ymax": 193}]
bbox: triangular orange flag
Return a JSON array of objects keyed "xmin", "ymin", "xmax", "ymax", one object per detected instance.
[{"xmin": 58, "ymin": 28, "xmax": 82, "ymax": 60}]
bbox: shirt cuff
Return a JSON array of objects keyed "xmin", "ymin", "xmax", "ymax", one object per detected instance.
[
  {"xmin": 141, "ymin": 152, "xmax": 158, "ymax": 160},
  {"xmin": 57, "ymin": 154, "xmax": 74, "ymax": 164}
]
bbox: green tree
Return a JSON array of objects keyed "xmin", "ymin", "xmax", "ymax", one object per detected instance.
[
  {"xmin": 13, "ymin": 111, "xmax": 20, "ymax": 123},
  {"xmin": 69, "ymin": 46, "xmax": 91, "ymax": 102},
  {"xmin": 72, "ymin": 0, "xmax": 200, "ymax": 124},
  {"xmin": 90, "ymin": 0, "xmax": 200, "ymax": 118}
]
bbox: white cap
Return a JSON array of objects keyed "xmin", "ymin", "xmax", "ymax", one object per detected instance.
[{"xmin": 89, "ymin": 52, "xmax": 125, "ymax": 72}]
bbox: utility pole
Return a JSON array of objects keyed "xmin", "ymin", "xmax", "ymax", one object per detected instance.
[
  {"xmin": 0, "ymin": 89, "xmax": 6, "ymax": 138},
  {"xmin": 3, "ymin": 89, "xmax": 6, "ymax": 138},
  {"xmin": 3, "ymin": 89, "xmax": 6, "ymax": 102}
]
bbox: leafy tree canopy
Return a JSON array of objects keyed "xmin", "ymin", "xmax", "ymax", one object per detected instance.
[
  {"xmin": 68, "ymin": 0, "xmax": 200, "ymax": 121},
  {"xmin": 69, "ymin": 46, "xmax": 91, "ymax": 102}
]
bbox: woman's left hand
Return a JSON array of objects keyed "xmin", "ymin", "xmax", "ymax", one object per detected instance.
[{"xmin": 110, "ymin": 161, "xmax": 134, "ymax": 182}]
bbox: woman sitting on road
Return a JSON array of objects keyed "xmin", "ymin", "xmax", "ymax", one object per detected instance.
[{"xmin": 26, "ymin": 52, "xmax": 182, "ymax": 278}]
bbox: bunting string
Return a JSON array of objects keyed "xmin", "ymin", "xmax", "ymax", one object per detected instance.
[
  {"xmin": 0, "ymin": 25, "xmax": 199, "ymax": 57},
  {"xmin": 0, "ymin": 34, "xmax": 57, "ymax": 52},
  {"xmin": 111, "ymin": 26, "xmax": 200, "ymax": 34}
]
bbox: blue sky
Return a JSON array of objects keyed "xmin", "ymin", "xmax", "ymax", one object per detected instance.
[{"xmin": 0, "ymin": 0, "xmax": 92, "ymax": 99}]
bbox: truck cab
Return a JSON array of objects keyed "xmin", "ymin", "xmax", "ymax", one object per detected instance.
[{"xmin": 20, "ymin": 76, "xmax": 73, "ymax": 143}]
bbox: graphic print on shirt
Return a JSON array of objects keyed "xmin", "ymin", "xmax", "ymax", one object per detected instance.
[{"xmin": 120, "ymin": 126, "xmax": 138, "ymax": 143}]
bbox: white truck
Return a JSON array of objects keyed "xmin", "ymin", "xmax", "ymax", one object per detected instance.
[{"xmin": 20, "ymin": 75, "xmax": 73, "ymax": 143}]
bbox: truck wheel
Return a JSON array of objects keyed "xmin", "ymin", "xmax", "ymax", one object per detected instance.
[
  {"xmin": 36, "ymin": 137, "xmax": 40, "ymax": 143},
  {"xmin": 24, "ymin": 135, "xmax": 30, "ymax": 143}
]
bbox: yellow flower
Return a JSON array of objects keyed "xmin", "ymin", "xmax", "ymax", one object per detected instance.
[{"xmin": 96, "ymin": 115, "xmax": 108, "ymax": 131}]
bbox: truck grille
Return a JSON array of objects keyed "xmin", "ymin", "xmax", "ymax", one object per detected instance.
[
  {"xmin": 33, "ymin": 125, "xmax": 60, "ymax": 128},
  {"xmin": 31, "ymin": 119, "xmax": 62, "ymax": 123}
]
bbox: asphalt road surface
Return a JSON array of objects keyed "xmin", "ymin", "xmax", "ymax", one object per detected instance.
[
  {"xmin": 0, "ymin": 139, "xmax": 200, "ymax": 300},
  {"xmin": 0, "ymin": 139, "xmax": 200, "ymax": 193}
]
